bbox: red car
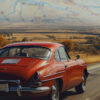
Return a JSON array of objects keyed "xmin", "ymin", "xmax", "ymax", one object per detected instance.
[{"xmin": 0, "ymin": 42, "xmax": 88, "ymax": 100}]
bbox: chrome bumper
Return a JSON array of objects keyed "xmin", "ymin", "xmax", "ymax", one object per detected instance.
[{"xmin": 0, "ymin": 80, "xmax": 50, "ymax": 96}]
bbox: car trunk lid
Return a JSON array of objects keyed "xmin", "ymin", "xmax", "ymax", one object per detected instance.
[{"xmin": 0, "ymin": 57, "xmax": 43, "ymax": 81}]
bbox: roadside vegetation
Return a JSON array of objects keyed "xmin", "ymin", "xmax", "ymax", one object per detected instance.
[
  {"xmin": 62, "ymin": 38, "xmax": 100, "ymax": 64},
  {"xmin": 1, "ymin": 33, "xmax": 100, "ymax": 64},
  {"xmin": 0, "ymin": 35, "xmax": 9, "ymax": 48}
]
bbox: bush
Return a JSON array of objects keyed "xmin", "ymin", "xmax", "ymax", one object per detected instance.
[
  {"xmin": 22, "ymin": 37, "xmax": 28, "ymax": 42},
  {"xmin": 62, "ymin": 40, "xmax": 74, "ymax": 51},
  {"xmin": 85, "ymin": 37, "xmax": 94, "ymax": 39},
  {"xmin": 87, "ymin": 46, "xmax": 98, "ymax": 54},
  {"xmin": 46, "ymin": 35, "xmax": 56, "ymax": 40},
  {"xmin": 0, "ymin": 35, "xmax": 9, "ymax": 48},
  {"xmin": 74, "ymin": 42, "xmax": 99, "ymax": 54},
  {"xmin": 86, "ymin": 39, "xmax": 94, "ymax": 44}
]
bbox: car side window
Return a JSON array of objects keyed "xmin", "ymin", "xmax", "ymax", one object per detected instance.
[
  {"xmin": 0, "ymin": 50, "xmax": 8, "ymax": 57},
  {"xmin": 58, "ymin": 47, "xmax": 69, "ymax": 61},
  {"xmin": 54, "ymin": 50, "xmax": 60, "ymax": 61}
]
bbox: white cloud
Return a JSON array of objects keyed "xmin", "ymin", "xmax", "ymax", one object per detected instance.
[{"xmin": 0, "ymin": 0, "xmax": 100, "ymax": 26}]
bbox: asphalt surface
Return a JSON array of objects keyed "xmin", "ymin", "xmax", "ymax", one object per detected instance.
[{"xmin": 0, "ymin": 63, "xmax": 100, "ymax": 100}]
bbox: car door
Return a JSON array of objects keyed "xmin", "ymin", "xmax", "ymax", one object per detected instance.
[
  {"xmin": 54, "ymin": 49, "xmax": 68, "ymax": 90},
  {"xmin": 57, "ymin": 46, "xmax": 72, "ymax": 89},
  {"xmin": 58, "ymin": 46, "xmax": 82, "ymax": 89},
  {"xmin": 65, "ymin": 59, "xmax": 82, "ymax": 88}
]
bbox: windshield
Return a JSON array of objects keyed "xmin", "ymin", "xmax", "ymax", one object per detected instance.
[{"xmin": 0, "ymin": 46, "xmax": 51, "ymax": 60}]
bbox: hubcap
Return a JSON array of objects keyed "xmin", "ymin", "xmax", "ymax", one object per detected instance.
[
  {"xmin": 82, "ymin": 76, "xmax": 86, "ymax": 91},
  {"xmin": 51, "ymin": 82, "xmax": 59, "ymax": 100}
]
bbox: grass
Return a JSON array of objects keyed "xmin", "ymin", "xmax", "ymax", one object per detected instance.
[
  {"xmin": 82, "ymin": 55, "xmax": 100, "ymax": 64},
  {"xmin": 7, "ymin": 33, "xmax": 97, "ymax": 43},
  {"xmin": 5, "ymin": 33, "xmax": 100, "ymax": 64},
  {"xmin": 70, "ymin": 52, "xmax": 100, "ymax": 64}
]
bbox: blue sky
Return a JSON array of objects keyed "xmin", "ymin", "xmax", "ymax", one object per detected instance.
[{"xmin": 0, "ymin": 0, "xmax": 100, "ymax": 26}]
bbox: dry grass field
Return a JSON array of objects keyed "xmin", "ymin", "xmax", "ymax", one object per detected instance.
[
  {"xmin": 70, "ymin": 52, "xmax": 100, "ymax": 64},
  {"xmin": 4, "ymin": 32, "xmax": 100, "ymax": 64},
  {"xmin": 7, "ymin": 33, "xmax": 97, "ymax": 43},
  {"xmin": 83, "ymin": 55, "xmax": 100, "ymax": 64}
]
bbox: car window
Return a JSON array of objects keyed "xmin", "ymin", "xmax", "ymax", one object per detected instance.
[
  {"xmin": 22, "ymin": 47, "xmax": 50, "ymax": 59},
  {"xmin": 0, "ymin": 46, "xmax": 51, "ymax": 60},
  {"xmin": 58, "ymin": 47, "xmax": 69, "ymax": 61},
  {"xmin": 0, "ymin": 49, "xmax": 8, "ymax": 57},
  {"xmin": 9, "ymin": 48, "xmax": 20, "ymax": 57},
  {"xmin": 54, "ymin": 50, "xmax": 60, "ymax": 61}
]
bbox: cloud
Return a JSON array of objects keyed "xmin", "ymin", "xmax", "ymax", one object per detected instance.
[{"xmin": 0, "ymin": 0, "xmax": 100, "ymax": 26}]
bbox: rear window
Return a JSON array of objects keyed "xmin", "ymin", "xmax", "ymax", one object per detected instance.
[{"xmin": 0, "ymin": 46, "xmax": 51, "ymax": 60}]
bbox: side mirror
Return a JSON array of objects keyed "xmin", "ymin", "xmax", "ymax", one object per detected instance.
[{"xmin": 76, "ymin": 55, "xmax": 80, "ymax": 59}]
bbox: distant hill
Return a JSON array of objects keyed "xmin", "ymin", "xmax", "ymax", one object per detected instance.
[{"xmin": 0, "ymin": 23, "xmax": 100, "ymax": 35}]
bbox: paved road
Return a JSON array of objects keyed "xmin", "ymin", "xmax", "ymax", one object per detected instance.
[{"xmin": 0, "ymin": 63, "xmax": 100, "ymax": 100}]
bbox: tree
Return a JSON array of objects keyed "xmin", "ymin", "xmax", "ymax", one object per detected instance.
[
  {"xmin": 0, "ymin": 35, "xmax": 9, "ymax": 48},
  {"xmin": 22, "ymin": 37, "xmax": 28, "ymax": 42},
  {"xmin": 46, "ymin": 35, "xmax": 56, "ymax": 40},
  {"xmin": 62, "ymin": 40, "xmax": 74, "ymax": 51}
]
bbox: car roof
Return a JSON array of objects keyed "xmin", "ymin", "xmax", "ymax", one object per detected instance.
[{"xmin": 4, "ymin": 42, "xmax": 63, "ymax": 50}]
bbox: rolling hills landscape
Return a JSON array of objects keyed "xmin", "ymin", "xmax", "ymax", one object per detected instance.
[{"xmin": 0, "ymin": 24, "xmax": 100, "ymax": 64}]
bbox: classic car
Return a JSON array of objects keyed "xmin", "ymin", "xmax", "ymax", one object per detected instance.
[{"xmin": 0, "ymin": 42, "xmax": 89, "ymax": 100}]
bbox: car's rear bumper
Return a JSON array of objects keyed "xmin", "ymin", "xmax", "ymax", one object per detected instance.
[{"xmin": 0, "ymin": 80, "xmax": 50, "ymax": 96}]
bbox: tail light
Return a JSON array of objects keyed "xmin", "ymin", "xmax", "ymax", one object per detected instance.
[
  {"xmin": 29, "ymin": 72, "xmax": 42, "ymax": 87},
  {"xmin": 33, "ymin": 72, "xmax": 40, "ymax": 82}
]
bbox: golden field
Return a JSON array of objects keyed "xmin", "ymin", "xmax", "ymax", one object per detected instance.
[
  {"xmin": 70, "ymin": 52, "xmax": 100, "ymax": 64},
  {"xmin": 4, "ymin": 32, "xmax": 100, "ymax": 64},
  {"xmin": 83, "ymin": 55, "xmax": 100, "ymax": 64},
  {"xmin": 8, "ymin": 33, "xmax": 97, "ymax": 43}
]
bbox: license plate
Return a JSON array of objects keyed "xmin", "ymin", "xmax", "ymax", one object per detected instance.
[{"xmin": 0, "ymin": 84, "xmax": 9, "ymax": 92}]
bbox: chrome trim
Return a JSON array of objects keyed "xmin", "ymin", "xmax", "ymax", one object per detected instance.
[
  {"xmin": 43, "ymin": 71, "xmax": 65, "ymax": 78},
  {"xmin": 1, "ymin": 59, "xmax": 20, "ymax": 64},
  {"xmin": 9, "ymin": 87, "xmax": 50, "ymax": 93},
  {"xmin": 0, "ymin": 80, "xmax": 20, "ymax": 84},
  {"xmin": 0, "ymin": 80, "xmax": 50, "ymax": 96},
  {"xmin": 42, "ymin": 76, "xmax": 63, "ymax": 82}
]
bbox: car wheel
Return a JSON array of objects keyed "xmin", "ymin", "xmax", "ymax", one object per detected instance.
[
  {"xmin": 49, "ymin": 80, "xmax": 60, "ymax": 100},
  {"xmin": 75, "ymin": 73, "xmax": 86, "ymax": 93}
]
